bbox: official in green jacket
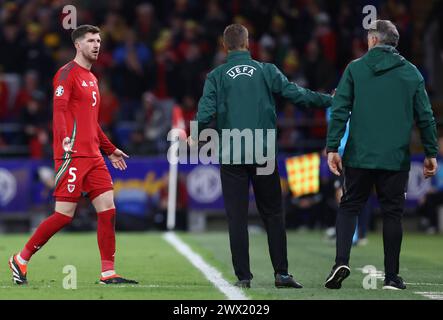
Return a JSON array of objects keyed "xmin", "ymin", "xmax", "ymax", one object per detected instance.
[
  {"xmin": 325, "ymin": 20, "xmax": 438, "ymax": 290},
  {"xmin": 193, "ymin": 24, "xmax": 332, "ymax": 289}
]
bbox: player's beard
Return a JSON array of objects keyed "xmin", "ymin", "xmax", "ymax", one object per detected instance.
[
  {"xmin": 88, "ymin": 51, "xmax": 99, "ymax": 61},
  {"xmin": 83, "ymin": 49, "xmax": 99, "ymax": 62}
]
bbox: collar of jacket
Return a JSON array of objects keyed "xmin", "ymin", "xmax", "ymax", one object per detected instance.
[
  {"xmin": 369, "ymin": 44, "xmax": 399, "ymax": 54},
  {"xmin": 364, "ymin": 44, "xmax": 404, "ymax": 74},
  {"xmin": 227, "ymin": 50, "xmax": 251, "ymax": 61}
]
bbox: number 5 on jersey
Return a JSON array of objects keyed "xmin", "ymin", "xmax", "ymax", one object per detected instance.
[
  {"xmin": 68, "ymin": 167, "xmax": 77, "ymax": 183},
  {"xmin": 67, "ymin": 167, "xmax": 77, "ymax": 193},
  {"xmin": 92, "ymin": 91, "xmax": 97, "ymax": 107}
]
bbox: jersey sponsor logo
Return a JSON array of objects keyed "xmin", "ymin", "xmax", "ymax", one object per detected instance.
[
  {"xmin": 226, "ymin": 65, "xmax": 256, "ymax": 79},
  {"xmin": 55, "ymin": 85, "xmax": 64, "ymax": 97},
  {"xmin": 82, "ymin": 80, "xmax": 88, "ymax": 87},
  {"xmin": 67, "ymin": 184, "xmax": 75, "ymax": 193}
]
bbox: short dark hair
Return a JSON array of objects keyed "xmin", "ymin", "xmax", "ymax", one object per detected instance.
[
  {"xmin": 223, "ymin": 24, "xmax": 248, "ymax": 50},
  {"xmin": 71, "ymin": 24, "xmax": 100, "ymax": 44},
  {"xmin": 368, "ymin": 20, "xmax": 400, "ymax": 47}
]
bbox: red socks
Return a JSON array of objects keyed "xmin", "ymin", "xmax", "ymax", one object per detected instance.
[
  {"xmin": 20, "ymin": 209, "xmax": 116, "ymax": 274},
  {"xmin": 21, "ymin": 212, "xmax": 73, "ymax": 261},
  {"xmin": 97, "ymin": 208, "xmax": 116, "ymax": 272}
]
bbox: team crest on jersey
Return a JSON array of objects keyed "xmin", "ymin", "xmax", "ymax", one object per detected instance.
[
  {"xmin": 67, "ymin": 184, "xmax": 75, "ymax": 193},
  {"xmin": 55, "ymin": 85, "xmax": 64, "ymax": 97},
  {"xmin": 89, "ymin": 81, "xmax": 94, "ymax": 87},
  {"xmin": 226, "ymin": 65, "xmax": 256, "ymax": 79}
]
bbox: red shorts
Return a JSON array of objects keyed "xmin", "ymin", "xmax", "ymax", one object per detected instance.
[{"xmin": 53, "ymin": 157, "xmax": 113, "ymax": 203}]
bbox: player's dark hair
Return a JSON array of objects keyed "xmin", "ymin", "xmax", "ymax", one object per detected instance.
[
  {"xmin": 71, "ymin": 25, "xmax": 100, "ymax": 44},
  {"xmin": 223, "ymin": 24, "xmax": 248, "ymax": 50}
]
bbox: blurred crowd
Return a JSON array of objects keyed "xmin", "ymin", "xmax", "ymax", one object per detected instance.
[
  {"xmin": 1, "ymin": 0, "xmax": 442, "ymax": 160},
  {"xmin": 1, "ymin": 0, "xmax": 443, "ymax": 233}
]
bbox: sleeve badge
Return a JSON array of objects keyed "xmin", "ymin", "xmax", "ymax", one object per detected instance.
[{"xmin": 55, "ymin": 85, "xmax": 64, "ymax": 97}]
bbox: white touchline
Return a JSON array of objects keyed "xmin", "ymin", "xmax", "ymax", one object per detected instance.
[
  {"xmin": 163, "ymin": 232, "xmax": 249, "ymax": 300},
  {"xmin": 414, "ymin": 292, "xmax": 443, "ymax": 300}
]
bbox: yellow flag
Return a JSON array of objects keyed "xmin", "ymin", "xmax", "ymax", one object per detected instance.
[{"xmin": 285, "ymin": 153, "xmax": 321, "ymax": 197}]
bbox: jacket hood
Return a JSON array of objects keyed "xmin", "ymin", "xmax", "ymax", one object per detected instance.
[{"xmin": 363, "ymin": 46, "xmax": 405, "ymax": 75}]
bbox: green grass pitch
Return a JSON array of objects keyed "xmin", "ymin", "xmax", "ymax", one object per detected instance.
[{"xmin": 0, "ymin": 231, "xmax": 442, "ymax": 300}]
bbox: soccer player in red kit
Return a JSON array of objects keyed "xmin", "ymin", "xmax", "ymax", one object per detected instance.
[{"xmin": 9, "ymin": 25, "xmax": 137, "ymax": 285}]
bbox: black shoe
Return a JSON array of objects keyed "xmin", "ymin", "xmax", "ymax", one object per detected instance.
[
  {"xmin": 275, "ymin": 274, "xmax": 303, "ymax": 289},
  {"xmin": 234, "ymin": 279, "xmax": 251, "ymax": 289},
  {"xmin": 325, "ymin": 265, "xmax": 350, "ymax": 289},
  {"xmin": 383, "ymin": 276, "xmax": 406, "ymax": 290},
  {"xmin": 99, "ymin": 275, "xmax": 138, "ymax": 285}
]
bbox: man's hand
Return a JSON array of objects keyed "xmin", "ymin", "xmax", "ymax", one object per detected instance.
[
  {"xmin": 108, "ymin": 149, "xmax": 129, "ymax": 171},
  {"xmin": 62, "ymin": 137, "xmax": 76, "ymax": 154},
  {"xmin": 328, "ymin": 152, "xmax": 342, "ymax": 176},
  {"xmin": 424, "ymin": 157, "xmax": 438, "ymax": 179}
]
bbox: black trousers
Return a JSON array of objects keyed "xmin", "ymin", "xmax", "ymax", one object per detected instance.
[
  {"xmin": 335, "ymin": 167, "xmax": 409, "ymax": 277},
  {"xmin": 220, "ymin": 164, "xmax": 288, "ymax": 280}
]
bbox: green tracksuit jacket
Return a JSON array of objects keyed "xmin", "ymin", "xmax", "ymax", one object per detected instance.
[
  {"xmin": 195, "ymin": 50, "xmax": 332, "ymax": 164},
  {"xmin": 327, "ymin": 45, "xmax": 438, "ymax": 171}
]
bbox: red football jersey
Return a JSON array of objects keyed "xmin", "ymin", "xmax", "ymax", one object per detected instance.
[{"xmin": 52, "ymin": 61, "xmax": 116, "ymax": 160}]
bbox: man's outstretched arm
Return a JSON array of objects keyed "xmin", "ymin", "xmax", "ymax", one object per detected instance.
[
  {"xmin": 97, "ymin": 124, "xmax": 128, "ymax": 171},
  {"xmin": 97, "ymin": 124, "xmax": 117, "ymax": 156},
  {"xmin": 265, "ymin": 63, "xmax": 333, "ymax": 108}
]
